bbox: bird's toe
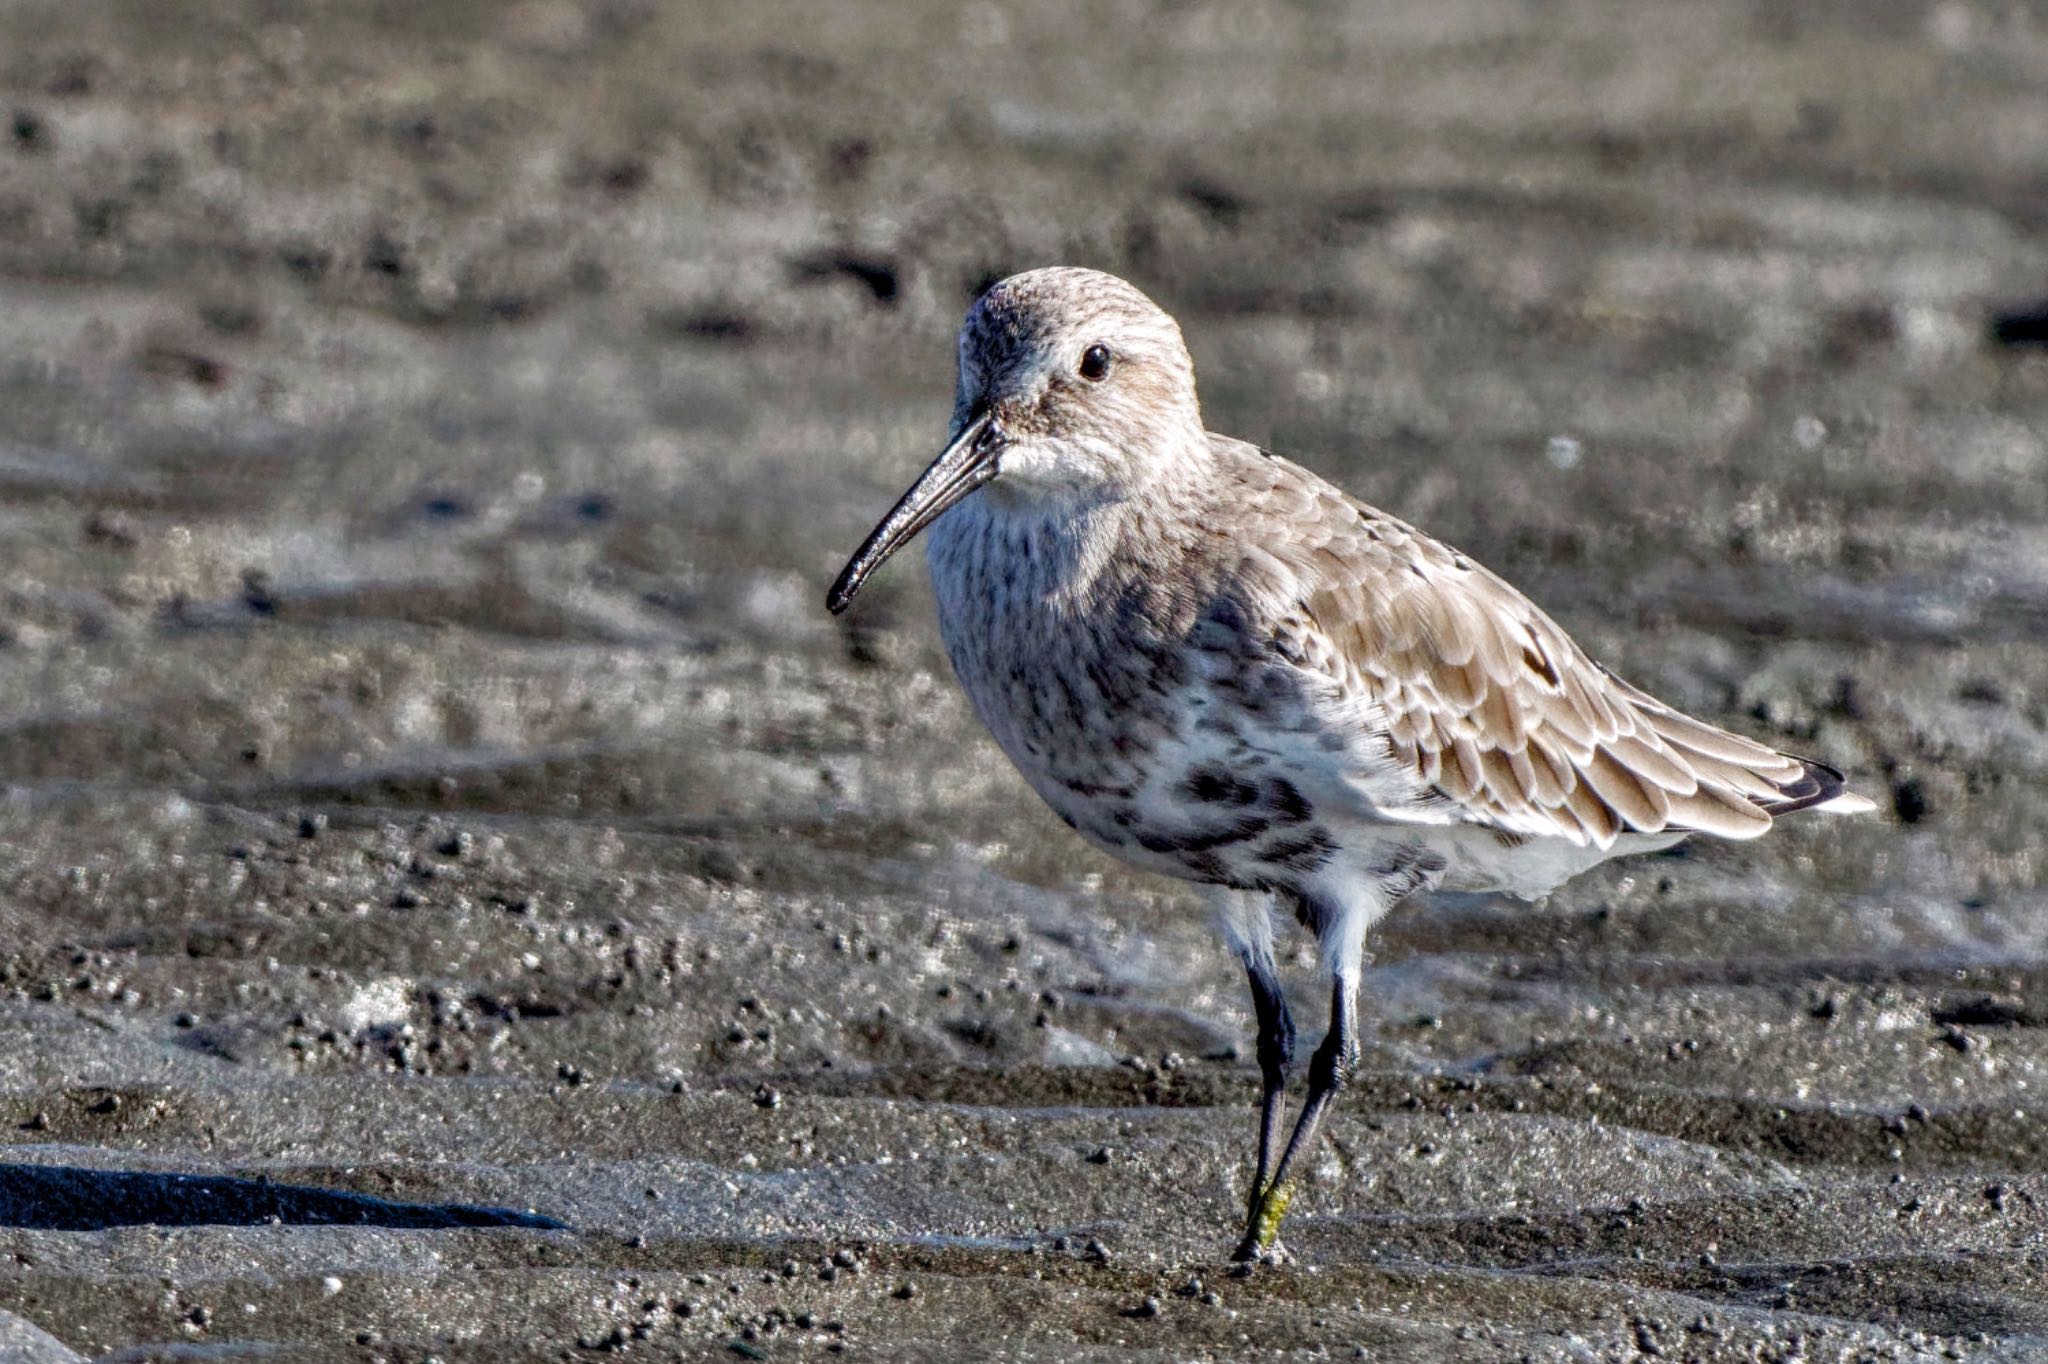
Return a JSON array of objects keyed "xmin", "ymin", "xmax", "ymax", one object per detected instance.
[{"xmin": 1227, "ymin": 1238, "xmax": 1293, "ymax": 1271}]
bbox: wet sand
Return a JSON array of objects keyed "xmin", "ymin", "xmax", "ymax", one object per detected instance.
[{"xmin": 1, "ymin": 0, "xmax": 2047, "ymax": 1358}]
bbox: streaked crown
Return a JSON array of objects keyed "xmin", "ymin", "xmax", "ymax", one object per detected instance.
[{"xmin": 953, "ymin": 268, "xmax": 1205, "ymax": 493}]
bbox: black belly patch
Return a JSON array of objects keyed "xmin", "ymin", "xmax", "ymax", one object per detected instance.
[
  {"xmin": 1183, "ymin": 765, "xmax": 1259, "ymax": 805},
  {"xmin": 1253, "ymin": 828, "xmax": 1338, "ymax": 874},
  {"xmin": 1136, "ymin": 816, "xmax": 1270, "ymax": 856},
  {"xmin": 1263, "ymin": 777, "xmax": 1312, "ymax": 823},
  {"xmin": 1184, "ymin": 768, "xmax": 1313, "ymax": 828},
  {"xmin": 1370, "ymin": 846, "xmax": 1449, "ymax": 899},
  {"xmin": 1062, "ymin": 777, "xmax": 1136, "ymax": 800}
]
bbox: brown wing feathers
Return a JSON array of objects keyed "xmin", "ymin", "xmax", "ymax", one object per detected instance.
[{"xmin": 1281, "ymin": 475, "xmax": 1824, "ymax": 849}]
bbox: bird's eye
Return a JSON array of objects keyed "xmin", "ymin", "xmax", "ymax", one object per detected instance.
[{"xmin": 1078, "ymin": 344, "xmax": 1112, "ymax": 382}]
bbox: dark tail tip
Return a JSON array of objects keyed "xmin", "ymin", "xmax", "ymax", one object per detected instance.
[{"xmin": 1757, "ymin": 754, "xmax": 1853, "ymax": 816}]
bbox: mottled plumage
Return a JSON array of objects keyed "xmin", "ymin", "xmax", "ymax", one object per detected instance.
[{"xmin": 828, "ymin": 267, "xmax": 1875, "ymax": 1261}]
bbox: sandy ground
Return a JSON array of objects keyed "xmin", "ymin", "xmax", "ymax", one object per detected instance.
[{"xmin": 1, "ymin": 0, "xmax": 2047, "ymax": 1359}]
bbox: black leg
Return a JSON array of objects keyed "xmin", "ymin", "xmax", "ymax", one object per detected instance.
[
  {"xmin": 1233, "ymin": 972, "xmax": 1358, "ymax": 1262},
  {"xmin": 1244, "ymin": 957, "xmax": 1294, "ymax": 1220}
]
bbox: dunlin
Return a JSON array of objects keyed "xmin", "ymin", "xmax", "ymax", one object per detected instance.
[{"xmin": 827, "ymin": 267, "xmax": 1875, "ymax": 1261}]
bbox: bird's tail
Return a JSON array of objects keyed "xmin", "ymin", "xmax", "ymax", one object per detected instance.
[
  {"xmin": 1756, "ymin": 755, "xmax": 1878, "ymax": 817},
  {"xmin": 1610, "ymin": 674, "xmax": 1878, "ymax": 835}
]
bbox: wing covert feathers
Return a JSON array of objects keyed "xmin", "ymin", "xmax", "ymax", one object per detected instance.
[{"xmin": 1222, "ymin": 442, "xmax": 1864, "ymax": 849}]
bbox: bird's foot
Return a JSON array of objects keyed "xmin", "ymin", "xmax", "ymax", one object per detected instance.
[
  {"xmin": 1230, "ymin": 1179, "xmax": 1295, "ymax": 1265},
  {"xmin": 1227, "ymin": 1237, "xmax": 1293, "ymax": 1273}
]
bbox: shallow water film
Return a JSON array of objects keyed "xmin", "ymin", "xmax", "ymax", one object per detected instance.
[{"xmin": 2, "ymin": 2, "xmax": 2047, "ymax": 1360}]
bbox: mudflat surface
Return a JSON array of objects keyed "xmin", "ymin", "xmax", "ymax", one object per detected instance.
[{"xmin": 1, "ymin": 1, "xmax": 2047, "ymax": 1359}]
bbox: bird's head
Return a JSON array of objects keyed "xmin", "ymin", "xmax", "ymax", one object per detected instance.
[{"xmin": 827, "ymin": 268, "xmax": 1203, "ymax": 613}]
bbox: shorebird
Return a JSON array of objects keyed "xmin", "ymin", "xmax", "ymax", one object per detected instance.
[{"xmin": 826, "ymin": 267, "xmax": 1875, "ymax": 1262}]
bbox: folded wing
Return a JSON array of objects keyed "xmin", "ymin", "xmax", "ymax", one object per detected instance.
[{"xmin": 1234, "ymin": 447, "xmax": 1852, "ymax": 849}]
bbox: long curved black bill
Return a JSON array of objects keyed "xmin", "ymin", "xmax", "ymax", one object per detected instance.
[{"xmin": 827, "ymin": 411, "xmax": 1004, "ymax": 614}]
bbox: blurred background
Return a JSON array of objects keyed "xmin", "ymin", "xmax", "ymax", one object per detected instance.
[{"xmin": 1, "ymin": 1, "xmax": 2046, "ymax": 1359}]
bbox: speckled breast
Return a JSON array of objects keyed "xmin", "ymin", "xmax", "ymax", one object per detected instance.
[{"xmin": 925, "ymin": 505, "xmax": 1341, "ymax": 892}]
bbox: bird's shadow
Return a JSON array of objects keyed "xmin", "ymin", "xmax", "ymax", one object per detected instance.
[{"xmin": 0, "ymin": 1163, "xmax": 566, "ymax": 1232}]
